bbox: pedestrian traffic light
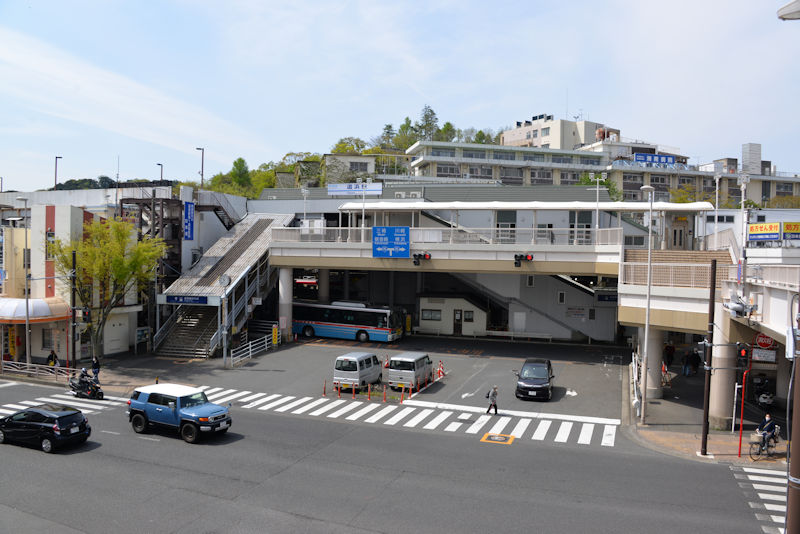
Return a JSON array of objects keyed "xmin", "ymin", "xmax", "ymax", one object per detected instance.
[
  {"xmin": 514, "ymin": 253, "xmax": 534, "ymax": 267},
  {"xmin": 81, "ymin": 307, "xmax": 91, "ymax": 323},
  {"xmin": 412, "ymin": 252, "xmax": 431, "ymax": 266}
]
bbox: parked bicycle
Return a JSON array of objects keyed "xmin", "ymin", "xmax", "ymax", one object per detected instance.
[{"xmin": 749, "ymin": 424, "xmax": 781, "ymax": 461}]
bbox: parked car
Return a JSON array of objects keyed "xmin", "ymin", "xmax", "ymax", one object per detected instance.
[
  {"xmin": 514, "ymin": 358, "xmax": 555, "ymax": 401},
  {"xmin": 384, "ymin": 352, "xmax": 433, "ymax": 389},
  {"xmin": 332, "ymin": 352, "xmax": 382, "ymax": 390},
  {"xmin": 0, "ymin": 404, "xmax": 91, "ymax": 453},
  {"xmin": 126, "ymin": 383, "xmax": 231, "ymax": 443}
]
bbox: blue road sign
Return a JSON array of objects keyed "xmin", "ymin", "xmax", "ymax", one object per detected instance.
[
  {"xmin": 183, "ymin": 202, "xmax": 195, "ymax": 240},
  {"xmin": 634, "ymin": 153, "xmax": 675, "ymax": 165},
  {"xmin": 372, "ymin": 226, "xmax": 410, "ymax": 258},
  {"xmin": 166, "ymin": 295, "xmax": 208, "ymax": 305}
]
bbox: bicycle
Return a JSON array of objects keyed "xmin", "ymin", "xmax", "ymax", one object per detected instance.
[{"xmin": 749, "ymin": 425, "xmax": 781, "ymax": 461}]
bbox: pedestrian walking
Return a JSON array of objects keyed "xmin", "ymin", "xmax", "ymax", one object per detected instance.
[
  {"xmin": 682, "ymin": 351, "xmax": 691, "ymax": 377},
  {"xmin": 486, "ymin": 385, "xmax": 498, "ymax": 415},
  {"xmin": 47, "ymin": 350, "xmax": 56, "ymax": 366},
  {"xmin": 92, "ymin": 355, "xmax": 100, "ymax": 381},
  {"xmin": 690, "ymin": 349, "xmax": 702, "ymax": 375},
  {"xmin": 665, "ymin": 342, "xmax": 675, "ymax": 368}
]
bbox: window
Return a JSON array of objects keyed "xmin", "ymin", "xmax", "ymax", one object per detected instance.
[
  {"xmin": 531, "ymin": 170, "xmax": 553, "ymax": 185},
  {"xmin": 552, "ymin": 155, "xmax": 572, "ymax": 164},
  {"xmin": 45, "ymin": 231, "xmax": 55, "ymax": 260},
  {"xmin": 624, "ymin": 235, "xmax": 646, "ymax": 246},
  {"xmin": 777, "ymin": 182, "xmax": 793, "ymax": 197},
  {"xmin": 526, "ymin": 275, "xmax": 535, "ymax": 287},
  {"xmin": 725, "ymin": 216, "xmax": 734, "ymax": 223},
  {"xmin": 541, "ymin": 127, "xmax": 550, "ymax": 137},
  {"xmin": 500, "ymin": 167, "xmax": 523, "ymax": 185},
  {"xmin": 579, "ymin": 157, "xmax": 600, "ymax": 166},
  {"xmin": 623, "ymin": 190, "xmax": 641, "ymax": 201},
  {"xmin": 349, "ymin": 162, "xmax": 368, "ymax": 172},
  {"xmin": 27, "ymin": 412, "xmax": 48, "ymax": 424},
  {"xmin": 678, "ymin": 176, "xmax": 694, "ymax": 186},
  {"xmin": 523, "ymin": 154, "xmax": 545, "ymax": 162},
  {"xmin": 421, "ymin": 309, "xmax": 441, "ymax": 321},
  {"xmin": 532, "ymin": 130, "xmax": 538, "ymax": 138},
  {"xmin": 431, "ymin": 148, "xmax": 456, "ymax": 157},
  {"xmin": 464, "ymin": 311, "xmax": 474, "ymax": 322},
  {"xmin": 589, "ymin": 308, "xmax": 596, "ymax": 320},
  {"xmin": 650, "ymin": 175, "xmax": 667, "ymax": 185},
  {"xmin": 468, "ymin": 165, "xmax": 493, "ymax": 179},
  {"xmin": 436, "ymin": 164, "xmax": 460, "ymax": 178},
  {"xmin": 623, "ymin": 173, "xmax": 643, "ymax": 184},
  {"xmin": 525, "ymin": 131, "xmax": 531, "ymax": 139},
  {"xmin": 23, "ymin": 248, "xmax": 30, "ymax": 269},
  {"xmin": 372, "ymin": 356, "xmax": 380, "ymax": 366},
  {"xmin": 560, "ymin": 172, "xmax": 579, "ymax": 185},
  {"xmin": 41, "ymin": 329, "xmax": 53, "ymax": 350},
  {"xmin": 493, "ymin": 152, "xmax": 515, "ymax": 161},
  {"xmin": 362, "ymin": 358, "xmax": 372, "ymax": 368},
  {"xmin": 541, "ymin": 144, "xmax": 550, "ymax": 149},
  {"xmin": 757, "ymin": 215, "xmax": 766, "ymax": 222},
  {"xmin": 463, "ymin": 150, "xmax": 485, "ymax": 159},
  {"xmin": 557, "ymin": 291, "xmax": 565, "ymax": 305}
]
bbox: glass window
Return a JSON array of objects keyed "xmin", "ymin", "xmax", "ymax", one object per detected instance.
[
  {"xmin": 180, "ymin": 392, "xmax": 209, "ymax": 408},
  {"xmin": 520, "ymin": 364, "xmax": 549, "ymax": 379},
  {"xmin": 349, "ymin": 162, "xmax": 368, "ymax": 172},
  {"xmin": 464, "ymin": 311, "xmax": 474, "ymax": 322},
  {"xmin": 41, "ymin": 329, "xmax": 53, "ymax": 350},
  {"xmin": 28, "ymin": 412, "xmax": 48, "ymax": 423},
  {"xmin": 147, "ymin": 393, "xmax": 163, "ymax": 405},
  {"xmin": 421, "ymin": 309, "xmax": 441, "ymax": 321},
  {"xmin": 493, "ymin": 152, "xmax": 515, "ymax": 161},
  {"xmin": 678, "ymin": 176, "xmax": 694, "ymax": 185},
  {"xmin": 523, "ymin": 154, "xmax": 545, "ymax": 162},
  {"xmin": 463, "ymin": 150, "xmax": 485, "ymax": 159},
  {"xmin": 372, "ymin": 356, "xmax": 380, "ymax": 366},
  {"xmin": 541, "ymin": 144, "xmax": 550, "ymax": 149},
  {"xmin": 335, "ymin": 359, "xmax": 358, "ymax": 371},
  {"xmin": 525, "ymin": 131, "xmax": 531, "ymax": 139},
  {"xmin": 561, "ymin": 172, "xmax": 579, "ymax": 185},
  {"xmin": 552, "ymin": 155, "xmax": 572, "ymax": 164},
  {"xmin": 589, "ymin": 308, "xmax": 596, "ymax": 320},
  {"xmin": 557, "ymin": 291, "xmax": 565, "ymax": 304},
  {"xmin": 579, "ymin": 157, "xmax": 600, "ymax": 166},
  {"xmin": 541, "ymin": 127, "xmax": 550, "ymax": 137},
  {"xmin": 468, "ymin": 165, "xmax": 492, "ymax": 179},
  {"xmin": 531, "ymin": 170, "xmax": 553, "ymax": 185},
  {"xmin": 776, "ymin": 182, "xmax": 793, "ymax": 196},
  {"xmin": 532, "ymin": 130, "xmax": 538, "ymax": 138},
  {"xmin": 431, "ymin": 148, "xmax": 456, "ymax": 157},
  {"xmin": 45, "ymin": 231, "xmax": 55, "ymax": 260},
  {"xmin": 436, "ymin": 164, "xmax": 460, "ymax": 178},
  {"xmin": 389, "ymin": 360, "xmax": 414, "ymax": 371}
]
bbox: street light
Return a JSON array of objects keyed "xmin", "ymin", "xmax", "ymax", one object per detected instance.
[
  {"xmin": 196, "ymin": 148, "xmax": 204, "ymax": 189},
  {"xmin": 639, "ymin": 184, "xmax": 655, "ymax": 424},
  {"xmin": 713, "ymin": 173, "xmax": 721, "ymax": 250},
  {"xmin": 54, "ymin": 156, "xmax": 62, "ymax": 189},
  {"xmin": 15, "ymin": 197, "xmax": 30, "ymax": 365},
  {"xmin": 156, "ymin": 163, "xmax": 163, "ymax": 181},
  {"xmin": 301, "ymin": 187, "xmax": 309, "ymax": 222}
]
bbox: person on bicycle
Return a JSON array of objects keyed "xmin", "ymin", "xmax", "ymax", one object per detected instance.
[{"xmin": 758, "ymin": 414, "xmax": 776, "ymax": 451}]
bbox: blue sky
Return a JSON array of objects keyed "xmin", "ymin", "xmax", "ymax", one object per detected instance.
[{"xmin": 1, "ymin": 1, "xmax": 798, "ymax": 191}]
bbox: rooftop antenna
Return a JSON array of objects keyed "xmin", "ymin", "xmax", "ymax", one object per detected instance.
[{"xmin": 114, "ymin": 155, "xmax": 120, "ymax": 217}]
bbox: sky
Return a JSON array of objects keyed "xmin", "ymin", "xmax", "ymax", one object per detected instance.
[{"xmin": 0, "ymin": 1, "xmax": 798, "ymax": 192}]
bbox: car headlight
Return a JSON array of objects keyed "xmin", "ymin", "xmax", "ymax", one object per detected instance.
[{"xmin": 517, "ymin": 381, "xmax": 525, "ymax": 387}]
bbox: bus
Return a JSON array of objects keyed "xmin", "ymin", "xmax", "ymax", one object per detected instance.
[{"xmin": 292, "ymin": 301, "xmax": 404, "ymax": 343}]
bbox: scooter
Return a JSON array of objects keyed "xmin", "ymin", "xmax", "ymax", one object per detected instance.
[{"xmin": 69, "ymin": 376, "xmax": 104, "ymax": 400}]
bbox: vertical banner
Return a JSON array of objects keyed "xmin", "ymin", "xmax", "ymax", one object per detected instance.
[{"xmin": 183, "ymin": 201, "xmax": 195, "ymax": 240}]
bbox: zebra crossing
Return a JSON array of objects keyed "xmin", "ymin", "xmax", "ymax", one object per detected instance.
[
  {"xmin": 198, "ymin": 385, "xmax": 620, "ymax": 448},
  {"xmin": 0, "ymin": 391, "xmax": 129, "ymax": 416},
  {"xmin": 731, "ymin": 465, "xmax": 787, "ymax": 533}
]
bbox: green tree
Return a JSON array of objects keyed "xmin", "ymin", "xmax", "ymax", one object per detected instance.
[
  {"xmin": 49, "ymin": 218, "xmax": 166, "ymax": 359},
  {"xmin": 434, "ymin": 121, "xmax": 457, "ymax": 142},
  {"xmin": 380, "ymin": 124, "xmax": 395, "ymax": 146},
  {"xmin": 577, "ymin": 173, "xmax": 622, "ymax": 202},
  {"xmin": 231, "ymin": 158, "xmax": 251, "ymax": 188},
  {"xmin": 393, "ymin": 117, "xmax": 418, "ymax": 150},
  {"xmin": 473, "ymin": 130, "xmax": 488, "ymax": 144},
  {"xmin": 669, "ymin": 184, "xmax": 712, "ymax": 203},
  {"xmin": 98, "ymin": 176, "xmax": 116, "ymax": 188},
  {"xmin": 416, "ymin": 105, "xmax": 439, "ymax": 141},
  {"xmin": 766, "ymin": 195, "xmax": 800, "ymax": 208},
  {"xmin": 331, "ymin": 137, "xmax": 366, "ymax": 154}
]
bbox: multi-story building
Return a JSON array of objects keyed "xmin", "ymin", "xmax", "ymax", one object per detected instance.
[{"xmin": 500, "ymin": 114, "xmax": 620, "ymax": 150}]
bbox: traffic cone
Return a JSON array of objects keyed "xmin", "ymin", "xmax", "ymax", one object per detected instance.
[
  {"xmin": 352, "ymin": 383, "xmax": 356, "ymax": 399},
  {"xmin": 323, "ymin": 379, "xmax": 327, "ymax": 397},
  {"xmin": 383, "ymin": 385, "xmax": 386, "ymax": 403},
  {"xmin": 400, "ymin": 385, "xmax": 405, "ymax": 404},
  {"xmin": 368, "ymin": 384, "xmax": 371, "ymax": 401},
  {"xmin": 337, "ymin": 383, "xmax": 341, "ymax": 398}
]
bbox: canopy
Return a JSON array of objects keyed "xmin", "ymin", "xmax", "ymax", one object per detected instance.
[
  {"xmin": 0, "ymin": 297, "xmax": 70, "ymax": 324},
  {"xmin": 338, "ymin": 200, "xmax": 715, "ymax": 212}
]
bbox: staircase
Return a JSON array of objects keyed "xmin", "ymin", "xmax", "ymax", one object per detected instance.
[
  {"xmin": 156, "ymin": 307, "xmax": 219, "ymax": 358},
  {"xmin": 624, "ymin": 249, "xmax": 735, "ymax": 265}
]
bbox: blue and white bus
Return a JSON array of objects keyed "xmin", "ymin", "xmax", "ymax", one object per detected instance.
[{"xmin": 292, "ymin": 301, "xmax": 403, "ymax": 343}]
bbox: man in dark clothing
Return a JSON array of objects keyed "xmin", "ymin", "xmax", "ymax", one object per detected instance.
[
  {"xmin": 665, "ymin": 342, "xmax": 675, "ymax": 368},
  {"xmin": 758, "ymin": 414, "xmax": 776, "ymax": 450},
  {"xmin": 92, "ymin": 356, "xmax": 100, "ymax": 381},
  {"xmin": 690, "ymin": 349, "xmax": 702, "ymax": 375}
]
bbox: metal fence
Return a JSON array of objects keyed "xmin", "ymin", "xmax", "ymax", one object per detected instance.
[
  {"xmin": 230, "ymin": 326, "xmax": 281, "ymax": 367},
  {"xmin": 736, "ymin": 264, "xmax": 800, "ymax": 291},
  {"xmin": 0, "ymin": 361, "xmax": 79, "ymax": 383}
]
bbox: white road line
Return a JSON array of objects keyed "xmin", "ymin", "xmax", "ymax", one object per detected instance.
[
  {"xmin": 198, "ymin": 385, "xmax": 210, "ymax": 390},
  {"xmin": 457, "ymin": 413, "xmax": 472, "ymax": 420},
  {"xmin": 0, "ymin": 381, "xmax": 18, "ymax": 388},
  {"xmin": 206, "ymin": 389, "xmax": 236, "ymax": 400},
  {"xmin": 554, "ymin": 422, "xmax": 573, "ymax": 443},
  {"xmin": 242, "ymin": 394, "xmax": 280, "ymax": 409},
  {"xmin": 35, "ymin": 397, "xmax": 102, "ymax": 412},
  {"xmin": 444, "ymin": 421, "xmax": 462, "ymax": 432},
  {"xmin": 293, "ymin": 398, "xmax": 329, "ymax": 415},
  {"xmin": 753, "ymin": 484, "xmax": 787, "ymax": 493},
  {"xmin": 327, "ymin": 402, "xmax": 363, "ymax": 419},
  {"xmin": 203, "ymin": 387, "xmax": 224, "ymax": 395},
  {"xmin": 102, "ymin": 395, "xmax": 131, "ymax": 402},
  {"xmin": 745, "ymin": 467, "xmax": 788, "ymax": 476},
  {"xmin": 2, "ymin": 404, "xmax": 29, "ymax": 410},
  {"xmin": 510, "ymin": 418, "xmax": 531, "ymax": 438},
  {"xmin": 759, "ymin": 493, "xmax": 787, "ymax": 502},
  {"xmin": 364, "ymin": 405, "xmax": 397, "ymax": 423},
  {"xmin": 274, "ymin": 397, "xmax": 313, "ymax": 413},
  {"xmin": 577, "ymin": 423, "xmax": 595, "ymax": 445},
  {"xmin": 402, "ymin": 399, "xmax": 620, "ymax": 425},
  {"xmin": 488, "ymin": 417, "xmax": 511, "ymax": 435},
  {"xmin": 137, "ymin": 436, "xmax": 160, "ymax": 442},
  {"xmin": 100, "ymin": 430, "xmax": 120, "ymax": 435},
  {"xmin": 212, "ymin": 391, "xmax": 252, "ymax": 404},
  {"xmin": 403, "ymin": 409, "xmax": 434, "ymax": 428},
  {"xmin": 423, "ymin": 411, "xmax": 453, "ymax": 430},
  {"xmin": 50, "ymin": 394, "xmax": 125, "ymax": 407},
  {"xmin": 770, "ymin": 515, "xmax": 786, "ymax": 523},
  {"xmin": 764, "ymin": 503, "xmax": 787, "ymax": 512},
  {"xmin": 465, "ymin": 415, "xmax": 492, "ymax": 435},
  {"xmin": 384, "ymin": 407, "xmax": 416, "ymax": 426},
  {"xmin": 20, "ymin": 401, "xmax": 43, "ymax": 406},
  {"xmin": 601, "ymin": 424, "xmax": 617, "ymax": 447},
  {"xmin": 346, "ymin": 403, "xmax": 381, "ymax": 421},
  {"xmin": 257, "ymin": 396, "xmax": 296, "ymax": 411},
  {"xmin": 532, "ymin": 420, "xmax": 552, "ymax": 440},
  {"xmin": 0, "ymin": 408, "xmax": 13, "ymax": 415},
  {"xmin": 748, "ymin": 475, "xmax": 789, "ymax": 484},
  {"xmin": 238, "ymin": 392, "xmax": 268, "ymax": 403},
  {"xmin": 310, "ymin": 400, "xmax": 346, "ymax": 417}
]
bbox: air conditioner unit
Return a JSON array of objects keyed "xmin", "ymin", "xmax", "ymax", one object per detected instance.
[
  {"xmin": 395, "ymin": 192, "xmax": 406, "ymax": 199},
  {"xmin": 267, "ymin": 196, "xmax": 277, "ymax": 200},
  {"xmin": 408, "ymin": 192, "xmax": 421, "ymax": 198}
]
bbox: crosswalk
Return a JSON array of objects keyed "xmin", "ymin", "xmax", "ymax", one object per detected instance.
[
  {"xmin": 198, "ymin": 385, "xmax": 620, "ymax": 448},
  {"xmin": 0, "ymin": 392, "xmax": 129, "ymax": 416},
  {"xmin": 731, "ymin": 466, "xmax": 787, "ymax": 533}
]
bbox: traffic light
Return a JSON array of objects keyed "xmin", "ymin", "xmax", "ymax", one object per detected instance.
[
  {"xmin": 412, "ymin": 252, "xmax": 431, "ymax": 266},
  {"xmin": 514, "ymin": 253, "xmax": 534, "ymax": 267},
  {"xmin": 81, "ymin": 307, "xmax": 91, "ymax": 323},
  {"xmin": 736, "ymin": 342, "xmax": 749, "ymax": 368}
]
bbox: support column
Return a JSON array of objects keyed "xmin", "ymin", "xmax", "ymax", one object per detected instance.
[
  {"xmin": 278, "ymin": 268, "xmax": 293, "ymax": 341},
  {"xmin": 318, "ymin": 269, "xmax": 330, "ymax": 304},
  {"xmin": 660, "ymin": 211, "xmax": 668, "ymax": 250},
  {"xmin": 639, "ymin": 326, "xmax": 664, "ymax": 400},
  {"xmin": 709, "ymin": 306, "xmax": 738, "ymax": 430},
  {"xmin": 343, "ymin": 270, "xmax": 350, "ymax": 300}
]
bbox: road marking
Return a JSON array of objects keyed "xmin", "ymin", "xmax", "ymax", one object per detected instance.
[
  {"xmin": 2, "ymin": 404, "xmax": 28, "ymax": 410},
  {"xmin": 35, "ymin": 397, "xmax": 101, "ymax": 412},
  {"xmin": 327, "ymin": 402, "xmax": 363, "ymax": 419},
  {"xmin": 554, "ymin": 422, "xmax": 573, "ymax": 443},
  {"xmin": 212, "ymin": 391, "xmax": 252, "ymax": 404},
  {"xmin": 309, "ymin": 400, "xmax": 346, "ymax": 417},
  {"xmin": 744, "ymin": 467, "xmax": 788, "ymax": 476},
  {"xmin": 465, "ymin": 415, "xmax": 492, "ymax": 434},
  {"xmin": 20, "ymin": 401, "xmax": 43, "ymax": 406},
  {"xmin": 102, "ymin": 395, "xmax": 131, "ymax": 402},
  {"xmin": 457, "ymin": 413, "xmax": 472, "ymax": 420},
  {"xmin": 577, "ymin": 423, "xmax": 594, "ymax": 445},
  {"xmin": 346, "ymin": 403, "xmax": 381, "ymax": 421},
  {"xmin": 0, "ymin": 381, "xmax": 18, "ymax": 388},
  {"xmin": 764, "ymin": 503, "xmax": 787, "ymax": 512},
  {"xmin": 50, "ymin": 394, "xmax": 124, "ymax": 407},
  {"xmin": 364, "ymin": 405, "xmax": 397, "ymax": 423},
  {"xmin": 384, "ymin": 407, "xmax": 416, "ymax": 426},
  {"xmin": 137, "ymin": 436, "xmax": 160, "ymax": 442},
  {"xmin": 748, "ymin": 475, "xmax": 788, "ymax": 484},
  {"xmin": 206, "ymin": 389, "xmax": 237, "ymax": 400},
  {"xmin": 753, "ymin": 484, "xmax": 787, "ymax": 493},
  {"xmin": 601, "ymin": 424, "xmax": 617, "ymax": 447},
  {"xmin": 759, "ymin": 493, "xmax": 787, "ymax": 502},
  {"xmin": 488, "ymin": 416, "xmax": 511, "ymax": 435},
  {"xmin": 292, "ymin": 398, "xmax": 328, "ymax": 415},
  {"xmin": 510, "ymin": 418, "xmax": 531, "ymax": 438},
  {"xmin": 404, "ymin": 409, "xmax": 434, "ymax": 428},
  {"xmin": 203, "ymin": 387, "xmax": 224, "ymax": 396},
  {"xmin": 100, "ymin": 430, "xmax": 120, "ymax": 435},
  {"xmin": 444, "ymin": 421, "xmax": 462, "ymax": 432},
  {"xmin": 402, "ymin": 399, "xmax": 620, "ymax": 425},
  {"xmin": 238, "ymin": 392, "xmax": 268, "ymax": 403},
  {"xmin": 257, "ymin": 396, "xmax": 296, "ymax": 411},
  {"xmin": 532, "ymin": 420, "xmax": 552, "ymax": 440},
  {"xmin": 423, "ymin": 411, "xmax": 453, "ymax": 430},
  {"xmin": 242, "ymin": 394, "xmax": 280, "ymax": 409},
  {"xmin": 0, "ymin": 408, "xmax": 13, "ymax": 415},
  {"xmin": 274, "ymin": 397, "xmax": 313, "ymax": 413}
]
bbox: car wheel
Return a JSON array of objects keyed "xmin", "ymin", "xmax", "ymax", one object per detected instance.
[
  {"xmin": 131, "ymin": 413, "xmax": 147, "ymax": 434},
  {"xmin": 41, "ymin": 437, "xmax": 54, "ymax": 453},
  {"xmin": 356, "ymin": 331, "xmax": 369, "ymax": 343},
  {"xmin": 181, "ymin": 423, "xmax": 199, "ymax": 444},
  {"xmin": 303, "ymin": 326, "xmax": 314, "ymax": 338},
  {"xmin": 0, "ymin": 429, "xmax": 5, "ymax": 444}
]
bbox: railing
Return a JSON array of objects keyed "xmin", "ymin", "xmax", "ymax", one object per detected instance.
[
  {"xmin": 705, "ymin": 228, "xmax": 740, "ymax": 260},
  {"xmin": 621, "ymin": 262, "xmax": 733, "ymax": 289},
  {"xmin": 1, "ymin": 361, "xmax": 79, "ymax": 383},
  {"xmin": 271, "ymin": 227, "xmax": 623, "ymax": 247},
  {"xmin": 736, "ymin": 264, "xmax": 800, "ymax": 292},
  {"xmin": 153, "ymin": 305, "xmax": 183, "ymax": 349},
  {"xmin": 230, "ymin": 326, "xmax": 281, "ymax": 367},
  {"xmin": 197, "ymin": 191, "xmax": 244, "ymax": 224}
]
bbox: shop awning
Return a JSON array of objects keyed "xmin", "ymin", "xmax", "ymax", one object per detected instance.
[{"xmin": 0, "ymin": 297, "xmax": 70, "ymax": 324}]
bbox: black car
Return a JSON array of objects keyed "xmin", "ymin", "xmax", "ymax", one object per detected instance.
[
  {"xmin": 0, "ymin": 404, "xmax": 91, "ymax": 453},
  {"xmin": 514, "ymin": 358, "xmax": 554, "ymax": 401}
]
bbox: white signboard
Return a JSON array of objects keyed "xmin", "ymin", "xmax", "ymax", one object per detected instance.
[
  {"xmin": 752, "ymin": 348, "xmax": 777, "ymax": 363},
  {"xmin": 327, "ymin": 183, "xmax": 383, "ymax": 196}
]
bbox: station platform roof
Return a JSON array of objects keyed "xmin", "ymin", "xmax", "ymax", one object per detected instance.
[{"xmin": 337, "ymin": 200, "xmax": 715, "ymax": 213}]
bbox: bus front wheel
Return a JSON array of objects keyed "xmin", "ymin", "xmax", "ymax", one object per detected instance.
[
  {"xmin": 356, "ymin": 331, "xmax": 369, "ymax": 343},
  {"xmin": 303, "ymin": 326, "xmax": 315, "ymax": 338}
]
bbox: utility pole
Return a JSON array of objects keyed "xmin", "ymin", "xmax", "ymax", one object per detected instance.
[
  {"xmin": 71, "ymin": 251, "xmax": 77, "ymax": 369},
  {"xmin": 787, "ymin": 305, "xmax": 800, "ymax": 532},
  {"xmin": 700, "ymin": 259, "xmax": 716, "ymax": 455}
]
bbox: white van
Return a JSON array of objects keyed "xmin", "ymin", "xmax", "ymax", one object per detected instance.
[
  {"xmin": 332, "ymin": 352, "xmax": 382, "ymax": 390},
  {"xmin": 384, "ymin": 352, "xmax": 433, "ymax": 389}
]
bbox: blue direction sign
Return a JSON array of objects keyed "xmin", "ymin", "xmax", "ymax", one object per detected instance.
[
  {"xmin": 166, "ymin": 295, "xmax": 208, "ymax": 305},
  {"xmin": 183, "ymin": 201, "xmax": 195, "ymax": 240},
  {"xmin": 372, "ymin": 226, "xmax": 410, "ymax": 258}
]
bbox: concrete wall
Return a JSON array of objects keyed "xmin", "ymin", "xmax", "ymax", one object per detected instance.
[{"xmin": 417, "ymin": 296, "xmax": 487, "ymax": 336}]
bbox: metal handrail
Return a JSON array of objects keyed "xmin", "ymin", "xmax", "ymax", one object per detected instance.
[
  {"xmin": 230, "ymin": 326, "xmax": 281, "ymax": 367},
  {"xmin": 153, "ymin": 305, "xmax": 184, "ymax": 349},
  {"xmin": 1, "ymin": 361, "xmax": 79, "ymax": 383}
]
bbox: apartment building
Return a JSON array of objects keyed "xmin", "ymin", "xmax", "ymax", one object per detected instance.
[{"xmin": 500, "ymin": 114, "xmax": 620, "ymax": 150}]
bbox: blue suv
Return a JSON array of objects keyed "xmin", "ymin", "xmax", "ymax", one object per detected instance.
[{"xmin": 126, "ymin": 383, "xmax": 231, "ymax": 443}]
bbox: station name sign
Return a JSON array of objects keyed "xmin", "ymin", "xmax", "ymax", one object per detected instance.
[
  {"xmin": 165, "ymin": 295, "xmax": 208, "ymax": 305},
  {"xmin": 327, "ymin": 183, "xmax": 383, "ymax": 196},
  {"xmin": 634, "ymin": 153, "xmax": 675, "ymax": 165}
]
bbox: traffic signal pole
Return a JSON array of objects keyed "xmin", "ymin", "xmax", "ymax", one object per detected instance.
[
  {"xmin": 71, "ymin": 251, "xmax": 77, "ymax": 370},
  {"xmin": 700, "ymin": 259, "xmax": 716, "ymax": 456},
  {"xmin": 786, "ymin": 308, "xmax": 800, "ymax": 532}
]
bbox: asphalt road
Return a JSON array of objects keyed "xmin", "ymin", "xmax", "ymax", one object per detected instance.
[{"xmin": 0, "ymin": 338, "xmax": 764, "ymax": 534}]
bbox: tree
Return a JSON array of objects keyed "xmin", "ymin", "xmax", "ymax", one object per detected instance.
[
  {"xmin": 49, "ymin": 218, "xmax": 166, "ymax": 359},
  {"xmin": 393, "ymin": 117, "xmax": 418, "ymax": 150},
  {"xmin": 669, "ymin": 184, "xmax": 712, "ymax": 203},
  {"xmin": 417, "ymin": 105, "xmax": 439, "ymax": 141},
  {"xmin": 434, "ymin": 121, "xmax": 457, "ymax": 142},
  {"xmin": 331, "ymin": 137, "xmax": 366, "ymax": 154},
  {"xmin": 380, "ymin": 124, "xmax": 395, "ymax": 147},
  {"xmin": 577, "ymin": 173, "xmax": 623, "ymax": 202},
  {"xmin": 766, "ymin": 195, "xmax": 800, "ymax": 208},
  {"xmin": 98, "ymin": 176, "xmax": 116, "ymax": 188},
  {"xmin": 473, "ymin": 130, "xmax": 488, "ymax": 144},
  {"xmin": 231, "ymin": 158, "xmax": 251, "ymax": 188}
]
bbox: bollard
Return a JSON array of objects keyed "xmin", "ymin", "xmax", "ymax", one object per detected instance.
[
  {"xmin": 368, "ymin": 384, "xmax": 371, "ymax": 401},
  {"xmin": 400, "ymin": 385, "xmax": 405, "ymax": 404},
  {"xmin": 425, "ymin": 374, "xmax": 428, "ymax": 389},
  {"xmin": 352, "ymin": 383, "xmax": 356, "ymax": 399},
  {"xmin": 416, "ymin": 377, "xmax": 420, "ymax": 394},
  {"xmin": 155, "ymin": 376, "xmax": 159, "ymax": 384},
  {"xmin": 337, "ymin": 383, "xmax": 341, "ymax": 398},
  {"xmin": 383, "ymin": 384, "xmax": 387, "ymax": 403},
  {"xmin": 323, "ymin": 379, "xmax": 327, "ymax": 397}
]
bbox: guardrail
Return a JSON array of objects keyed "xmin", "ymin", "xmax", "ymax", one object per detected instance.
[
  {"xmin": 1, "ymin": 361, "xmax": 79, "ymax": 383},
  {"xmin": 737, "ymin": 264, "xmax": 800, "ymax": 291},
  {"xmin": 271, "ymin": 227, "xmax": 622, "ymax": 247},
  {"xmin": 621, "ymin": 262, "xmax": 733, "ymax": 288},
  {"xmin": 230, "ymin": 327, "xmax": 281, "ymax": 368}
]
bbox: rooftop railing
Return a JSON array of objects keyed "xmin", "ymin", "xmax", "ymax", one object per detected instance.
[{"xmin": 734, "ymin": 264, "xmax": 800, "ymax": 292}]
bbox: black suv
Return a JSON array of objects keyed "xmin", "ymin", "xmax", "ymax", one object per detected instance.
[
  {"xmin": 514, "ymin": 359, "xmax": 555, "ymax": 401},
  {"xmin": 0, "ymin": 404, "xmax": 91, "ymax": 453}
]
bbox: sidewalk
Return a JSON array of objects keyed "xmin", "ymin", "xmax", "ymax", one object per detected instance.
[{"xmin": 629, "ymin": 364, "xmax": 787, "ymax": 467}]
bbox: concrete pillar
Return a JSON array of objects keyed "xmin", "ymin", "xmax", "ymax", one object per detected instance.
[
  {"xmin": 639, "ymin": 326, "xmax": 664, "ymax": 400},
  {"xmin": 278, "ymin": 268, "xmax": 293, "ymax": 340},
  {"xmin": 318, "ymin": 269, "xmax": 330, "ymax": 304},
  {"xmin": 660, "ymin": 211, "xmax": 668, "ymax": 250},
  {"xmin": 709, "ymin": 305, "xmax": 739, "ymax": 430}
]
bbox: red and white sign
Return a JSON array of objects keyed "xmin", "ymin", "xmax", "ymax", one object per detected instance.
[{"xmin": 755, "ymin": 333, "xmax": 774, "ymax": 349}]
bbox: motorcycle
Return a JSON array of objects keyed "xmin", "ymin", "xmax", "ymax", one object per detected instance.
[
  {"xmin": 69, "ymin": 375, "xmax": 104, "ymax": 400},
  {"xmin": 758, "ymin": 392, "xmax": 775, "ymax": 410}
]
